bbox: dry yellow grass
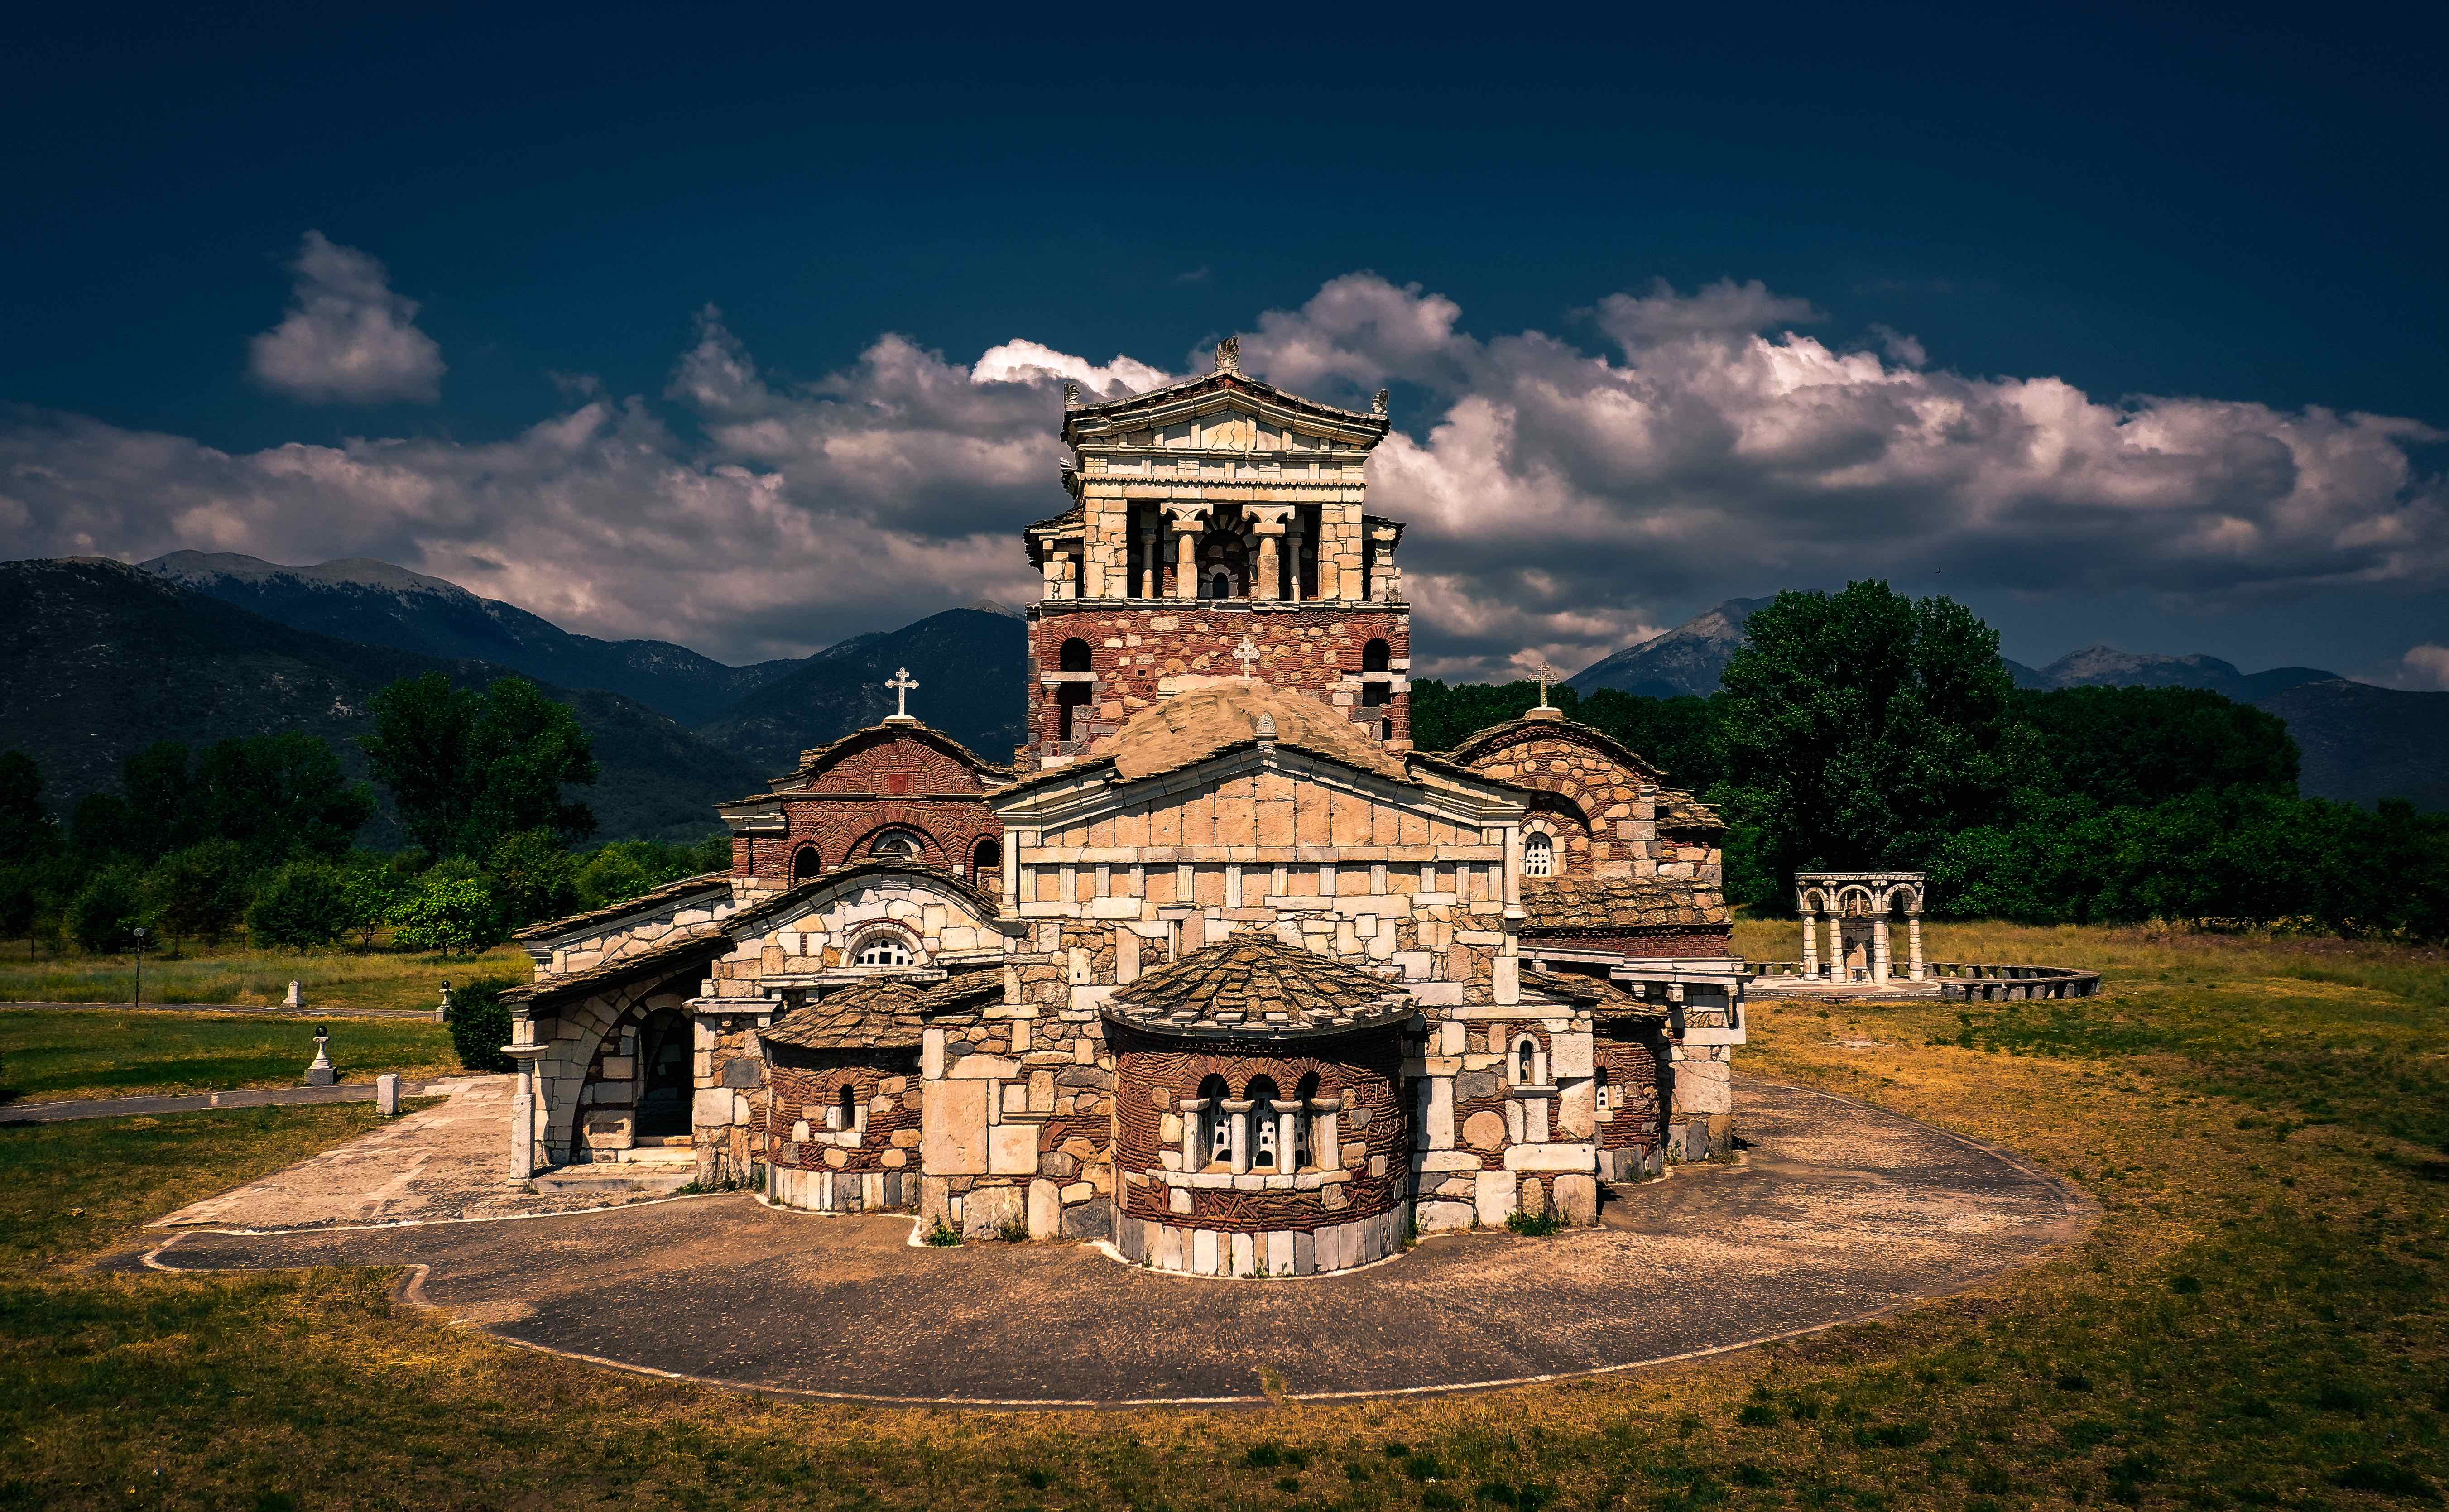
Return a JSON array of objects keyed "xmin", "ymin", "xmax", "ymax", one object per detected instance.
[{"xmin": 4, "ymin": 924, "xmax": 2444, "ymax": 1509}]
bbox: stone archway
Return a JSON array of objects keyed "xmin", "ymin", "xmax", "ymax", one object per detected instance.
[{"xmin": 635, "ymin": 1008, "xmax": 693, "ymax": 1138}]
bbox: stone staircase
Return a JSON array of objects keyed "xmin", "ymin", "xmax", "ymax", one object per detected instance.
[{"xmin": 528, "ymin": 1136, "xmax": 698, "ymax": 1197}]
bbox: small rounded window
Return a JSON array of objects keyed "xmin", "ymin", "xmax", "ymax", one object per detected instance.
[
  {"xmin": 869, "ymin": 830, "xmax": 923, "ymax": 862},
  {"xmin": 853, "ymin": 934, "xmax": 915, "ymax": 967},
  {"xmin": 1524, "ymin": 832, "xmax": 1554, "ymax": 877}
]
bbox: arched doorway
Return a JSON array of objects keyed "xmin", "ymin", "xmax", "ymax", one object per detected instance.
[{"xmin": 635, "ymin": 1008, "xmax": 693, "ymax": 1138}]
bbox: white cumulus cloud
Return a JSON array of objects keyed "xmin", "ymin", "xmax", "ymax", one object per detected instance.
[
  {"xmin": 2402, "ymin": 644, "xmax": 2449, "ymax": 690},
  {"xmin": 247, "ymin": 232, "xmax": 446, "ymax": 404}
]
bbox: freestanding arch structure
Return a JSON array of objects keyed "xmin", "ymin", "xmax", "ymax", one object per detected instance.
[{"xmin": 1793, "ymin": 872, "xmax": 1926, "ymax": 985}]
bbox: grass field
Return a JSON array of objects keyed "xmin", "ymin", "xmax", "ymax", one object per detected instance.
[
  {"xmin": 0, "ymin": 1010, "xmax": 462, "ymax": 1103},
  {"xmin": 0, "ymin": 922, "xmax": 2443, "ymax": 1510},
  {"xmin": 0, "ymin": 941, "xmax": 531, "ymax": 1012}
]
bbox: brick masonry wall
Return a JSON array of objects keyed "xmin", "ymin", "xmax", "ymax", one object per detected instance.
[
  {"xmin": 1594, "ymin": 1032, "xmax": 1664, "ymax": 1152},
  {"xmin": 765, "ymin": 1056, "xmax": 922, "ymax": 1174},
  {"xmin": 1110, "ymin": 1027, "xmax": 1408, "ymax": 1234},
  {"xmin": 1450, "ymin": 1022, "xmax": 1553, "ymax": 1169},
  {"xmin": 1025, "ymin": 603, "xmax": 1409, "ymax": 760},
  {"xmin": 737, "ymin": 731, "xmax": 1004, "ymax": 886},
  {"xmin": 1456, "ymin": 727, "xmax": 1722, "ymax": 888}
]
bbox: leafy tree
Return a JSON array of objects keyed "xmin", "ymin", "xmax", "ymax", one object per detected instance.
[
  {"xmin": 0, "ymin": 751, "xmax": 60, "ymax": 864},
  {"xmin": 145, "ymin": 840, "xmax": 255, "ymax": 946},
  {"xmin": 247, "ymin": 860, "xmax": 351, "ymax": 952},
  {"xmin": 444, "ymin": 977, "xmax": 520, "ymax": 1073},
  {"xmin": 0, "ymin": 866, "xmax": 40, "ymax": 956},
  {"xmin": 119, "ymin": 740, "xmax": 194, "ymax": 855},
  {"xmin": 486, "ymin": 828, "xmax": 579, "ymax": 927},
  {"xmin": 364, "ymin": 674, "xmax": 597, "ymax": 858},
  {"xmin": 70, "ymin": 791, "xmax": 142, "ymax": 859},
  {"xmin": 192, "ymin": 733, "xmax": 375, "ymax": 859},
  {"xmin": 336, "ymin": 851, "xmax": 414, "ymax": 949},
  {"xmin": 2011, "ymin": 685, "xmax": 2297, "ymax": 809},
  {"xmin": 69, "ymin": 864, "xmax": 147, "ymax": 953},
  {"xmin": 1573, "ymin": 690, "xmax": 1726, "ymax": 793},
  {"xmin": 573, "ymin": 835, "xmax": 731, "ymax": 911},
  {"xmin": 1716, "ymin": 583, "xmax": 2023, "ymax": 904},
  {"xmin": 393, "ymin": 860, "xmax": 502, "ymax": 957}
]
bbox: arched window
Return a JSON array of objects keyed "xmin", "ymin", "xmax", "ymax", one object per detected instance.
[
  {"xmin": 1515, "ymin": 1036, "xmax": 1539, "ymax": 1087},
  {"xmin": 869, "ymin": 829, "xmax": 922, "ymax": 863},
  {"xmin": 1059, "ymin": 638, "xmax": 1093, "ymax": 672},
  {"xmin": 1198, "ymin": 1074, "xmax": 1231, "ymax": 1168},
  {"xmin": 1594, "ymin": 1065, "xmax": 1613, "ymax": 1114},
  {"xmin": 836, "ymin": 1082, "xmax": 858, "ymax": 1132},
  {"xmin": 970, "ymin": 837, "xmax": 1001, "ymax": 887},
  {"xmin": 1293, "ymin": 1072, "xmax": 1321, "ymax": 1170},
  {"xmin": 853, "ymin": 933, "xmax": 915, "ymax": 967},
  {"xmin": 1246, "ymin": 1076, "xmax": 1281, "ymax": 1170},
  {"xmin": 1524, "ymin": 832, "xmax": 1554, "ymax": 877},
  {"xmin": 1210, "ymin": 569, "xmax": 1233, "ymax": 600},
  {"xmin": 791, "ymin": 845, "xmax": 821, "ymax": 883},
  {"xmin": 1362, "ymin": 638, "xmax": 1391, "ymax": 673},
  {"xmin": 1057, "ymin": 682, "xmax": 1090, "ymax": 742}
]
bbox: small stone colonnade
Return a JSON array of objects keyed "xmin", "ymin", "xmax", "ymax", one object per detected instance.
[{"xmin": 1794, "ymin": 871, "xmax": 1925, "ymax": 986}]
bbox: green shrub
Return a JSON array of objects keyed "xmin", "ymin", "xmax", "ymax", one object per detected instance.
[
  {"xmin": 146, "ymin": 840, "xmax": 254, "ymax": 946},
  {"xmin": 394, "ymin": 862, "xmax": 501, "ymax": 956},
  {"xmin": 1506, "ymin": 1208, "xmax": 1566, "ymax": 1236},
  {"xmin": 444, "ymin": 977, "xmax": 519, "ymax": 1073},
  {"xmin": 247, "ymin": 860, "xmax": 351, "ymax": 952},
  {"xmin": 485, "ymin": 829, "xmax": 578, "ymax": 927},
  {"xmin": 68, "ymin": 864, "xmax": 146, "ymax": 953}
]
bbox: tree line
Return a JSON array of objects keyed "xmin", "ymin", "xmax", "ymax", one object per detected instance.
[
  {"xmin": 1413, "ymin": 581, "xmax": 2449, "ymax": 939},
  {"xmin": 0, "ymin": 672, "xmax": 727, "ymax": 960}
]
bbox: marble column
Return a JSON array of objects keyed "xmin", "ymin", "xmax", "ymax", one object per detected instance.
[
  {"xmin": 1312, "ymin": 1101, "xmax": 1341, "ymax": 1171},
  {"xmin": 1139, "ymin": 522, "xmax": 1160, "ymax": 599},
  {"xmin": 1274, "ymin": 1100, "xmax": 1300, "ymax": 1170},
  {"xmin": 1801, "ymin": 911, "xmax": 1819, "ymax": 976},
  {"xmin": 1908, "ymin": 913, "xmax": 1926, "ymax": 981},
  {"xmin": 1285, "ymin": 520, "xmax": 1305, "ymax": 602},
  {"xmin": 1170, "ymin": 514, "xmax": 1201, "ymax": 600},
  {"xmin": 1872, "ymin": 915, "xmax": 1892, "ymax": 984},
  {"xmin": 1179, "ymin": 1098, "xmax": 1205, "ymax": 1169},
  {"xmin": 1224, "ymin": 1098, "xmax": 1253, "ymax": 1174}
]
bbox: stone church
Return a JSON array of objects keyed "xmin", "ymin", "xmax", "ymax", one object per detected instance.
[{"xmin": 501, "ymin": 341, "xmax": 1747, "ymax": 1277}]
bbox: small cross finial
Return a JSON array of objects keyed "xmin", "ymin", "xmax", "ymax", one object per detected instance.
[
  {"xmin": 1232, "ymin": 636, "xmax": 1261, "ymax": 679},
  {"xmin": 1527, "ymin": 657, "xmax": 1563, "ymax": 718},
  {"xmin": 885, "ymin": 667, "xmax": 919, "ymax": 722},
  {"xmin": 1216, "ymin": 335, "xmax": 1241, "ymax": 374}
]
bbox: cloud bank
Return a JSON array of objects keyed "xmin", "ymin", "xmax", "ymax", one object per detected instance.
[
  {"xmin": 6, "ymin": 268, "xmax": 2444, "ymax": 676},
  {"xmin": 247, "ymin": 232, "xmax": 446, "ymax": 404}
]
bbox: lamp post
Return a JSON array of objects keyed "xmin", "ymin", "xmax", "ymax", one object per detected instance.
[{"xmin": 131, "ymin": 926, "xmax": 147, "ymax": 1010}]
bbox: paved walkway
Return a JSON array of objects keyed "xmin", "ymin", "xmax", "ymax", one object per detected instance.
[
  {"xmin": 136, "ymin": 1080, "xmax": 2091, "ymax": 1406},
  {"xmin": 149, "ymin": 1076, "xmax": 641, "ymax": 1229},
  {"xmin": 0, "ymin": 1080, "xmax": 432, "ymax": 1125}
]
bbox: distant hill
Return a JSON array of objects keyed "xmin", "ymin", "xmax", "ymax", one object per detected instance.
[
  {"xmin": 2032, "ymin": 645, "xmax": 2339, "ymax": 704},
  {"xmin": 695, "ymin": 607, "xmax": 1028, "ymax": 773},
  {"xmin": 1564, "ymin": 598, "xmax": 1769, "ymax": 698},
  {"xmin": 0, "ymin": 558, "xmax": 766, "ymax": 843},
  {"xmin": 2252, "ymin": 680, "xmax": 2449, "ymax": 811},
  {"xmin": 142, "ymin": 551, "xmax": 802, "ymax": 726}
]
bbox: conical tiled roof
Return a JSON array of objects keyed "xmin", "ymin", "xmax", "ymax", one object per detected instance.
[{"xmin": 1103, "ymin": 935, "xmax": 1416, "ymax": 1040}]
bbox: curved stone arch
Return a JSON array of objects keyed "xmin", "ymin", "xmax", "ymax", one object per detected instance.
[
  {"xmin": 844, "ymin": 919, "xmax": 926, "ymax": 968},
  {"xmin": 847, "ymin": 821, "xmax": 941, "ymax": 868},
  {"xmin": 1883, "ymin": 881, "xmax": 1924, "ymax": 915},
  {"xmin": 538, "ymin": 973, "xmax": 700, "ymax": 1164},
  {"xmin": 1796, "ymin": 885, "xmax": 1832, "ymax": 915},
  {"xmin": 1835, "ymin": 884, "xmax": 1878, "ymax": 917}
]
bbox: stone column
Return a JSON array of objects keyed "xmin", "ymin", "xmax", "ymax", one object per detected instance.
[
  {"xmin": 1139, "ymin": 521, "xmax": 1159, "ymax": 599},
  {"xmin": 505, "ymin": 1035, "xmax": 545, "ymax": 1181},
  {"xmin": 1801, "ymin": 911, "xmax": 1818, "ymax": 976},
  {"xmin": 1908, "ymin": 913, "xmax": 1925, "ymax": 981},
  {"xmin": 1224, "ymin": 1098, "xmax": 1253, "ymax": 1173},
  {"xmin": 1179, "ymin": 1098, "xmax": 1205, "ymax": 1169},
  {"xmin": 1312, "ymin": 1101, "xmax": 1341, "ymax": 1171},
  {"xmin": 1873, "ymin": 915, "xmax": 1891, "ymax": 984},
  {"xmin": 1274, "ymin": 1100, "xmax": 1299, "ymax": 1171},
  {"xmin": 1253, "ymin": 529, "xmax": 1280, "ymax": 600},
  {"xmin": 1285, "ymin": 519, "xmax": 1305, "ymax": 602},
  {"xmin": 1168, "ymin": 511, "xmax": 1201, "ymax": 600}
]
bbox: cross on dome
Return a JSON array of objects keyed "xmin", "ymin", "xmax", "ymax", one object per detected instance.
[
  {"xmin": 884, "ymin": 667, "xmax": 920, "ymax": 723},
  {"xmin": 1232, "ymin": 636, "xmax": 1261, "ymax": 679}
]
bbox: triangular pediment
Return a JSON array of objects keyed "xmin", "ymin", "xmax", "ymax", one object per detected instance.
[{"xmin": 1064, "ymin": 370, "xmax": 1389, "ymax": 453}]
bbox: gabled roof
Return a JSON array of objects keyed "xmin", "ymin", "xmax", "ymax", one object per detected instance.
[
  {"xmin": 1520, "ymin": 876, "xmax": 1730, "ymax": 932},
  {"xmin": 761, "ymin": 970, "xmax": 1000, "ymax": 1051},
  {"xmin": 1110, "ymin": 681, "xmax": 1408, "ymax": 783},
  {"xmin": 1103, "ymin": 936, "xmax": 1416, "ymax": 1041},
  {"xmin": 734, "ymin": 720, "xmax": 1010, "ymax": 800},
  {"xmin": 1440, "ymin": 714, "xmax": 1666, "ymax": 780},
  {"xmin": 500, "ymin": 929, "xmax": 729, "ymax": 1008},
  {"xmin": 722, "ymin": 860, "xmax": 1004, "ymax": 938},
  {"xmin": 1062, "ymin": 366, "xmax": 1391, "ymax": 445},
  {"xmin": 511, "ymin": 873, "xmax": 731, "ymax": 945}
]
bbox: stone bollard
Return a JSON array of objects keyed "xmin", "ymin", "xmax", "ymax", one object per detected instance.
[
  {"xmin": 304, "ymin": 1025, "xmax": 336, "ymax": 1086},
  {"xmin": 433, "ymin": 984, "xmax": 451, "ymax": 1025},
  {"xmin": 376, "ymin": 1072, "xmax": 402, "ymax": 1116},
  {"xmin": 285, "ymin": 980, "xmax": 303, "ymax": 1009}
]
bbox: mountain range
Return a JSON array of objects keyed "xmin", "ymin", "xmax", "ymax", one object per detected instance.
[{"xmin": 1566, "ymin": 598, "xmax": 2445, "ymax": 810}]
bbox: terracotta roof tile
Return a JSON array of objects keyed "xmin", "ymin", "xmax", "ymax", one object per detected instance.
[
  {"xmin": 510, "ymin": 873, "xmax": 730, "ymax": 943},
  {"xmin": 762, "ymin": 971, "xmax": 999, "ymax": 1051},
  {"xmin": 1519, "ymin": 876, "xmax": 1729, "ymax": 932},
  {"xmin": 1108, "ymin": 680, "xmax": 1408, "ymax": 783},
  {"xmin": 1103, "ymin": 935, "xmax": 1415, "ymax": 1040}
]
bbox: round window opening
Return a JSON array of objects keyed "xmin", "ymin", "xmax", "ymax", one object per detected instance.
[
  {"xmin": 869, "ymin": 830, "xmax": 923, "ymax": 862},
  {"xmin": 853, "ymin": 934, "xmax": 916, "ymax": 967}
]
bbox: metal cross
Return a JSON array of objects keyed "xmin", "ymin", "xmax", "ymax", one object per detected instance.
[
  {"xmin": 1530, "ymin": 657, "xmax": 1561, "ymax": 710},
  {"xmin": 885, "ymin": 667, "xmax": 919, "ymax": 719},
  {"xmin": 1232, "ymin": 636, "xmax": 1261, "ymax": 679}
]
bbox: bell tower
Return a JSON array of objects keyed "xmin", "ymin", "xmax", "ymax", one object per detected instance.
[{"xmin": 1018, "ymin": 339, "xmax": 1409, "ymax": 770}]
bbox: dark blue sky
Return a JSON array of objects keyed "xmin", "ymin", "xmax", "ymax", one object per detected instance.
[{"xmin": 4, "ymin": 2, "xmax": 2443, "ymax": 679}]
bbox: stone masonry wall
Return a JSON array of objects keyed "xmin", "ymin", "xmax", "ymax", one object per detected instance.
[{"xmin": 1458, "ymin": 727, "xmax": 1720, "ymax": 888}]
